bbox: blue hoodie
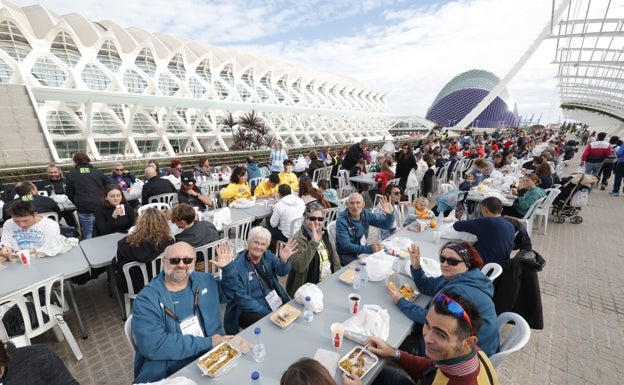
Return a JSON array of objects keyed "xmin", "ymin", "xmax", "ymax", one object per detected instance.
[
  {"xmin": 397, "ymin": 267, "xmax": 500, "ymax": 357},
  {"xmin": 335, "ymin": 207, "xmax": 395, "ymax": 266}
]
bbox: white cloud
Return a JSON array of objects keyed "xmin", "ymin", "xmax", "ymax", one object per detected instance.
[{"xmin": 10, "ymin": 0, "xmax": 570, "ymax": 123}]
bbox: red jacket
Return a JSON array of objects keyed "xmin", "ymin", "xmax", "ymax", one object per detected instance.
[{"xmin": 581, "ymin": 141, "xmax": 611, "ymax": 163}]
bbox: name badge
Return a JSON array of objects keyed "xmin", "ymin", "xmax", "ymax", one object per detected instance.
[
  {"xmin": 321, "ymin": 261, "xmax": 331, "ymax": 280},
  {"xmin": 179, "ymin": 315, "xmax": 204, "ymax": 337},
  {"xmin": 265, "ymin": 290, "xmax": 283, "ymax": 311},
  {"xmin": 360, "ymin": 235, "xmax": 367, "ymax": 246}
]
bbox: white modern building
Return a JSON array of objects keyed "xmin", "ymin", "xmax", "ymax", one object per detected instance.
[{"xmin": 0, "ymin": 0, "xmax": 411, "ymax": 164}]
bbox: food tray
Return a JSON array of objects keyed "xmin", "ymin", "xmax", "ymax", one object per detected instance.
[
  {"xmin": 399, "ymin": 283, "xmax": 419, "ymax": 301},
  {"xmin": 338, "ymin": 346, "xmax": 378, "ymax": 378},
  {"xmin": 197, "ymin": 342, "xmax": 241, "ymax": 377},
  {"xmin": 269, "ymin": 303, "xmax": 301, "ymax": 328},
  {"xmin": 338, "ymin": 267, "xmax": 356, "ymax": 285}
]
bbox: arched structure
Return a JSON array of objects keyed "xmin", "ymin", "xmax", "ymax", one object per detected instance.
[
  {"xmin": 426, "ymin": 69, "xmax": 519, "ymax": 129},
  {"xmin": 0, "ymin": 0, "xmax": 401, "ymax": 162}
]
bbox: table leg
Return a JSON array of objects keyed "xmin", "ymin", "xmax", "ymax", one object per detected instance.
[
  {"xmin": 107, "ymin": 265, "xmax": 126, "ymax": 320},
  {"xmin": 65, "ymin": 281, "xmax": 88, "ymax": 339}
]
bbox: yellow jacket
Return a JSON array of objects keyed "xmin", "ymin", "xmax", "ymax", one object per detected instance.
[
  {"xmin": 253, "ymin": 180, "xmax": 277, "ymax": 197},
  {"xmin": 220, "ymin": 182, "xmax": 251, "ymax": 204},
  {"xmin": 279, "ymin": 171, "xmax": 298, "ymax": 190}
]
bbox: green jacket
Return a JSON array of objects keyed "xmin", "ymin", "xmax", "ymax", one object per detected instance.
[
  {"xmin": 285, "ymin": 226, "xmax": 341, "ymax": 297},
  {"xmin": 513, "ymin": 187, "xmax": 545, "ymax": 217}
]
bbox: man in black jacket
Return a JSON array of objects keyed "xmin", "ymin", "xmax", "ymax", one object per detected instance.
[
  {"xmin": 2, "ymin": 181, "xmax": 61, "ymax": 221},
  {"xmin": 341, "ymin": 138, "xmax": 368, "ymax": 171},
  {"xmin": 65, "ymin": 152, "xmax": 109, "ymax": 239},
  {"xmin": 141, "ymin": 166, "xmax": 177, "ymax": 204},
  {"xmin": 35, "ymin": 165, "xmax": 78, "ymax": 226}
]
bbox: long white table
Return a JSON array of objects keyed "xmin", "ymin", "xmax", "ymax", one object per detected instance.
[
  {"xmin": 0, "ymin": 246, "xmax": 90, "ymax": 338},
  {"xmin": 348, "ymin": 174, "xmax": 378, "ymax": 186},
  {"xmin": 169, "ymin": 262, "xmax": 427, "ymax": 385}
]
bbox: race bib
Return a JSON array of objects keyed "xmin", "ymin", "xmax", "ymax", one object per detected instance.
[
  {"xmin": 179, "ymin": 315, "xmax": 204, "ymax": 337},
  {"xmin": 265, "ymin": 290, "xmax": 283, "ymax": 311}
]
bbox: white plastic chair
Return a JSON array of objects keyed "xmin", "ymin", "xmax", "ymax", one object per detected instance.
[
  {"xmin": 440, "ymin": 183, "xmax": 455, "ymax": 194},
  {"xmin": 323, "ymin": 206, "xmax": 341, "ymax": 229},
  {"xmin": 39, "ymin": 211, "xmax": 59, "ymax": 222},
  {"xmin": 337, "ymin": 170, "xmax": 356, "ymax": 198},
  {"xmin": 195, "ymin": 238, "xmax": 229, "ymax": 279},
  {"xmin": 337, "ymin": 197, "xmax": 349, "ymax": 210},
  {"xmin": 121, "ymin": 255, "xmax": 164, "ymax": 320},
  {"xmin": 481, "ymin": 263, "xmax": 503, "ymax": 281},
  {"xmin": 148, "ymin": 192, "xmax": 177, "ymax": 205},
  {"xmin": 326, "ymin": 220, "xmax": 337, "ymax": 251},
  {"xmin": 137, "ymin": 202, "xmax": 171, "ymax": 216},
  {"xmin": 534, "ymin": 188, "xmax": 561, "ymax": 234},
  {"xmin": 289, "ymin": 216, "xmax": 304, "ymax": 239},
  {"xmin": 249, "ymin": 177, "xmax": 265, "ymax": 193},
  {"xmin": 513, "ymin": 196, "xmax": 547, "ymax": 239},
  {"xmin": 405, "ymin": 185, "xmax": 420, "ymax": 205},
  {"xmin": 489, "ymin": 312, "xmax": 531, "ymax": 369},
  {"xmin": 124, "ymin": 314, "xmax": 136, "ymax": 351},
  {"xmin": 0, "ymin": 273, "xmax": 83, "ymax": 360},
  {"xmin": 386, "ymin": 178, "xmax": 400, "ymax": 188},
  {"xmin": 223, "ymin": 216, "xmax": 254, "ymax": 254}
]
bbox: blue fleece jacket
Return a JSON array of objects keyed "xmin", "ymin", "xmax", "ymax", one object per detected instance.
[
  {"xmin": 397, "ymin": 267, "xmax": 500, "ymax": 357},
  {"xmin": 335, "ymin": 208, "xmax": 395, "ymax": 266},
  {"xmin": 132, "ymin": 266, "xmax": 237, "ymax": 383}
]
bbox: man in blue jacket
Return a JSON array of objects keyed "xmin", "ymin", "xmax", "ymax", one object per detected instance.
[
  {"xmin": 335, "ymin": 192, "xmax": 395, "ymax": 266},
  {"xmin": 131, "ymin": 241, "xmax": 238, "ymax": 383}
]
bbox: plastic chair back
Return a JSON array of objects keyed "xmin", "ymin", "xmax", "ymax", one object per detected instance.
[
  {"xmin": 39, "ymin": 211, "xmax": 59, "ymax": 222},
  {"xmin": 481, "ymin": 262, "xmax": 503, "ymax": 281},
  {"xmin": 148, "ymin": 193, "xmax": 176, "ymax": 205},
  {"xmin": 326, "ymin": 220, "xmax": 337, "ymax": 251},
  {"xmin": 223, "ymin": 217, "xmax": 254, "ymax": 254},
  {"xmin": 195, "ymin": 238, "xmax": 229, "ymax": 279},
  {"xmin": 121, "ymin": 255, "xmax": 164, "ymax": 319},
  {"xmin": 124, "ymin": 314, "xmax": 136, "ymax": 351},
  {"xmin": 138, "ymin": 202, "xmax": 170, "ymax": 216},
  {"xmin": 489, "ymin": 312, "xmax": 531, "ymax": 369}
]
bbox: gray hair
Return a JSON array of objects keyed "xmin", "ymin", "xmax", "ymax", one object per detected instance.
[
  {"xmin": 304, "ymin": 202, "xmax": 325, "ymax": 217},
  {"xmin": 247, "ymin": 226, "xmax": 271, "ymax": 246}
]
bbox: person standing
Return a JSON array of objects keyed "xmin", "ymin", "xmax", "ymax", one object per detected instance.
[
  {"xmin": 609, "ymin": 143, "xmax": 624, "ymax": 196},
  {"xmin": 341, "ymin": 139, "xmax": 368, "ymax": 171},
  {"xmin": 580, "ymin": 131, "xmax": 612, "ymax": 176},
  {"xmin": 394, "ymin": 143, "xmax": 417, "ymax": 190},
  {"xmin": 270, "ymin": 141, "xmax": 288, "ymax": 173},
  {"xmin": 65, "ymin": 152, "xmax": 109, "ymax": 239}
]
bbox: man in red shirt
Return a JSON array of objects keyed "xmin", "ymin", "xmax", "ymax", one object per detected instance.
[{"xmin": 580, "ymin": 132, "xmax": 612, "ymax": 176}]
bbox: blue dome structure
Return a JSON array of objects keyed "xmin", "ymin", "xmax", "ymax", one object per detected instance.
[{"xmin": 426, "ymin": 69, "xmax": 519, "ymax": 129}]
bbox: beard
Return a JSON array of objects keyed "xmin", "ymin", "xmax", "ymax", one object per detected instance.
[{"xmin": 164, "ymin": 264, "xmax": 195, "ymax": 282}]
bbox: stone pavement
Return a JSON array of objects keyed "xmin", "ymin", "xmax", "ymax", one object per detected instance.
[{"xmin": 37, "ymin": 154, "xmax": 624, "ymax": 385}]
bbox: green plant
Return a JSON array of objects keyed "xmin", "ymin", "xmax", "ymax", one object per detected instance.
[{"xmin": 225, "ymin": 111, "xmax": 275, "ymax": 151}]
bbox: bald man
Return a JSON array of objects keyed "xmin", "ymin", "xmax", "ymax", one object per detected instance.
[{"xmin": 141, "ymin": 166, "xmax": 177, "ymax": 204}]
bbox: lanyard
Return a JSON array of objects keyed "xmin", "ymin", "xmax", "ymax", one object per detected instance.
[
  {"xmin": 164, "ymin": 288, "xmax": 199, "ymax": 323},
  {"xmin": 247, "ymin": 257, "xmax": 275, "ymax": 293}
]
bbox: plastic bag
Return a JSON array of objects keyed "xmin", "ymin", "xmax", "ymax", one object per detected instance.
[
  {"xmin": 293, "ymin": 154, "xmax": 307, "ymax": 173},
  {"xmin": 406, "ymin": 169, "xmax": 419, "ymax": 189},
  {"xmin": 162, "ymin": 175, "xmax": 181, "ymax": 190},
  {"xmin": 570, "ymin": 190, "xmax": 589, "ymax": 207},
  {"xmin": 294, "ymin": 283, "xmax": 324, "ymax": 312},
  {"xmin": 210, "ymin": 207, "xmax": 232, "ymax": 231},
  {"xmin": 128, "ymin": 179, "xmax": 143, "ymax": 201},
  {"xmin": 364, "ymin": 251, "xmax": 396, "ymax": 281},
  {"xmin": 342, "ymin": 305, "xmax": 390, "ymax": 344},
  {"xmin": 38, "ymin": 235, "xmax": 74, "ymax": 256}
]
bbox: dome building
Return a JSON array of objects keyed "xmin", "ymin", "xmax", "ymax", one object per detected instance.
[
  {"xmin": 0, "ymin": 0, "xmax": 395, "ymax": 163},
  {"xmin": 426, "ymin": 69, "xmax": 519, "ymax": 129}
]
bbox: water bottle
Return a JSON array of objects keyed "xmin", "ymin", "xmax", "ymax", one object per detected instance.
[
  {"xmin": 360, "ymin": 262, "xmax": 369, "ymax": 286},
  {"xmin": 352, "ymin": 267, "xmax": 361, "ymax": 291},
  {"xmin": 252, "ymin": 327, "xmax": 266, "ymax": 363},
  {"xmin": 251, "ymin": 371, "xmax": 261, "ymax": 385},
  {"xmin": 437, "ymin": 210, "xmax": 444, "ymax": 223},
  {"xmin": 581, "ymin": 188, "xmax": 588, "ymax": 205},
  {"xmin": 392, "ymin": 256, "xmax": 401, "ymax": 273},
  {"xmin": 303, "ymin": 296, "xmax": 314, "ymax": 324}
]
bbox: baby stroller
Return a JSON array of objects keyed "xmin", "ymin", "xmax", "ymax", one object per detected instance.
[{"xmin": 551, "ymin": 173, "xmax": 597, "ymax": 224}]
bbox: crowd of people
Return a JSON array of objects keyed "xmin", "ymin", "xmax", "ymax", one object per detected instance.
[{"xmin": 1, "ymin": 124, "xmax": 620, "ymax": 385}]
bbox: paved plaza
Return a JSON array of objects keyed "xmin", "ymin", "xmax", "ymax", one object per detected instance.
[{"xmin": 37, "ymin": 155, "xmax": 624, "ymax": 385}]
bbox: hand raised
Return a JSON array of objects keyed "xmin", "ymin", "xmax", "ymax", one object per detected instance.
[
  {"xmin": 209, "ymin": 242, "xmax": 234, "ymax": 268},
  {"xmin": 408, "ymin": 243, "xmax": 421, "ymax": 269},
  {"xmin": 378, "ymin": 196, "xmax": 394, "ymax": 215},
  {"xmin": 278, "ymin": 238, "xmax": 299, "ymax": 262}
]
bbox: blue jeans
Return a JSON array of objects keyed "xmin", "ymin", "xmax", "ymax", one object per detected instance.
[
  {"xmin": 584, "ymin": 161, "xmax": 604, "ymax": 176},
  {"xmin": 612, "ymin": 162, "xmax": 624, "ymax": 193},
  {"xmin": 77, "ymin": 212, "xmax": 95, "ymax": 239}
]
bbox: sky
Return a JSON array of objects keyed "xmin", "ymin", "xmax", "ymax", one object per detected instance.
[{"xmin": 10, "ymin": 0, "xmax": 577, "ymax": 125}]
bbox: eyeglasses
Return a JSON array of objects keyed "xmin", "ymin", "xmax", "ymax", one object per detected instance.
[
  {"xmin": 434, "ymin": 293, "xmax": 474, "ymax": 335},
  {"xmin": 167, "ymin": 257, "xmax": 194, "ymax": 265},
  {"xmin": 307, "ymin": 216, "xmax": 323, "ymax": 222},
  {"xmin": 439, "ymin": 255, "xmax": 464, "ymax": 266}
]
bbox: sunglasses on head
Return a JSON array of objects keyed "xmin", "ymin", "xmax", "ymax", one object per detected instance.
[
  {"xmin": 439, "ymin": 255, "xmax": 464, "ymax": 266},
  {"xmin": 434, "ymin": 293, "xmax": 474, "ymax": 335},
  {"xmin": 167, "ymin": 257, "xmax": 194, "ymax": 265},
  {"xmin": 307, "ymin": 216, "xmax": 323, "ymax": 222}
]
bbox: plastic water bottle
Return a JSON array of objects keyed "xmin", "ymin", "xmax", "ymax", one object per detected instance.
[
  {"xmin": 437, "ymin": 210, "xmax": 444, "ymax": 223},
  {"xmin": 303, "ymin": 296, "xmax": 314, "ymax": 324},
  {"xmin": 252, "ymin": 327, "xmax": 266, "ymax": 363},
  {"xmin": 360, "ymin": 262, "xmax": 369, "ymax": 286},
  {"xmin": 251, "ymin": 371, "xmax": 261, "ymax": 385},
  {"xmin": 352, "ymin": 267, "xmax": 361, "ymax": 291},
  {"xmin": 392, "ymin": 256, "xmax": 401, "ymax": 273}
]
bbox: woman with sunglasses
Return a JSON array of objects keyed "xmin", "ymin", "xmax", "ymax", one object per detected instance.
[
  {"xmin": 112, "ymin": 208, "xmax": 174, "ymax": 293},
  {"xmin": 285, "ymin": 203, "xmax": 341, "ymax": 296},
  {"xmin": 390, "ymin": 242, "xmax": 499, "ymax": 357}
]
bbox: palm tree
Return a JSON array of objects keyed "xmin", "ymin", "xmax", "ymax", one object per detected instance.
[{"xmin": 226, "ymin": 110, "xmax": 275, "ymax": 150}]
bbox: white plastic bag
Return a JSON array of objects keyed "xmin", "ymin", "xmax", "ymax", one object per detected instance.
[
  {"xmin": 343, "ymin": 305, "xmax": 390, "ymax": 344},
  {"xmin": 294, "ymin": 283, "xmax": 324, "ymax": 312},
  {"xmin": 128, "ymin": 179, "xmax": 143, "ymax": 201},
  {"xmin": 210, "ymin": 207, "xmax": 232, "ymax": 231},
  {"xmin": 406, "ymin": 169, "xmax": 419, "ymax": 189},
  {"xmin": 293, "ymin": 154, "xmax": 307, "ymax": 173},
  {"xmin": 364, "ymin": 251, "xmax": 397, "ymax": 281},
  {"xmin": 162, "ymin": 175, "xmax": 181, "ymax": 190},
  {"xmin": 570, "ymin": 190, "xmax": 589, "ymax": 207},
  {"xmin": 38, "ymin": 235, "xmax": 73, "ymax": 256}
]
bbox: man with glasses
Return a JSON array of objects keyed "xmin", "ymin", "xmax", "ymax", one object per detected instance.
[
  {"xmin": 109, "ymin": 162, "xmax": 136, "ymax": 191},
  {"xmin": 335, "ymin": 193, "xmax": 395, "ymax": 266},
  {"xmin": 359, "ymin": 291, "xmax": 498, "ymax": 385},
  {"xmin": 131, "ymin": 241, "xmax": 238, "ymax": 383}
]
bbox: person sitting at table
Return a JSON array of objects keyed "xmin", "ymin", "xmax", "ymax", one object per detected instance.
[
  {"xmin": 146, "ymin": 159, "xmax": 166, "ymax": 177},
  {"xmin": 0, "ymin": 341, "xmax": 80, "ymax": 385},
  {"xmin": 392, "ymin": 242, "xmax": 499, "ymax": 357},
  {"xmin": 245, "ymin": 155, "xmax": 262, "ymax": 181},
  {"xmin": 453, "ymin": 197, "xmax": 515, "ymax": 264},
  {"xmin": 35, "ymin": 165, "xmax": 78, "ymax": 227},
  {"xmin": 220, "ymin": 166, "xmax": 252, "ymax": 205},
  {"xmin": 109, "ymin": 162, "xmax": 136, "ymax": 191},
  {"xmin": 131, "ymin": 241, "xmax": 238, "ymax": 383},
  {"xmin": 298, "ymin": 177, "xmax": 330, "ymax": 207},
  {"xmin": 335, "ymin": 193, "xmax": 395, "ymax": 266},
  {"xmin": 171, "ymin": 203, "xmax": 219, "ymax": 271},
  {"xmin": 403, "ymin": 196, "xmax": 434, "ymax": 227},
  {"xmin": 285, "ymin": 203, "xmax": 340, "ymax": 296},
  {"xmin": 280, "ymin": 357, "xmax": 361, "ymax": 385},
  {"xmin": 458, "ymin": 171, "xmax": 478, "ymax": 191},
  {"xmin": 113, "ymin": 208, "xmax": 174, "ymax": 292},
  {"xmin": 2, "ymin": 181, "xmax": 60, "ymax": 221},
  {"xmin": 269, "ymin": 184, "xmax": 306, "ymax": 244},
  {"xmin": 534, "ymin": 161, "xmax": 558, "ymax": 189},
  {"xmin": 141, "ymin": 166, "xmax": 177, "ymax": 204},
  {"xmin": 489, "ymin": 152, "xmax": 509, "ymax": 170},
  {"xmin": 178, "ymin": 171, "xmax": 214, "ymax": 211},
  {"xmin": 365, "ymin": 291, "xmax": 498, "ymax": 385},
  {"xmin": 0, "ymin": 200, "xmax": 60, "ymax": 261},
  {"xmin": 502, "ymin": 173, "xmax": 546, "ymax": 218},
  {"xmin": 253, "ymin": 173, "xmax": 280, "ymax": 199},
  {"xmin": 349, "ymin": 159, "xmax": 368, "ymax": 191},
  {"xmin": 166, "ymin": 159, "xmax": 183, "ymax": 178},
  {"xmin": 306, "ymin": 150, "xmax": 325, "ymax": 178},
  {"xmin": 469, "ymin": 158, "xmax": 491, "ymax": 184},
  {"xmin": 368, "ymin": 160, "xmax": 394, "ymax": 201},
  {"xmin": 278, "ymin": 159, "xmax": 299, "ymax": 191},
  {"xmin": 317, "ymin": 179, "xmax": 339, "ymax": 207},
  {"xmin": 94, "ymin": 185, "xmax": 135, "ymax": 237},
  {"xmin": 192, "ymin": 156, "xmax": 214, "ymax": 181},
  {"xmin": 223, "ymin": 227, "xmax": 298, "ymax": 334}
]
